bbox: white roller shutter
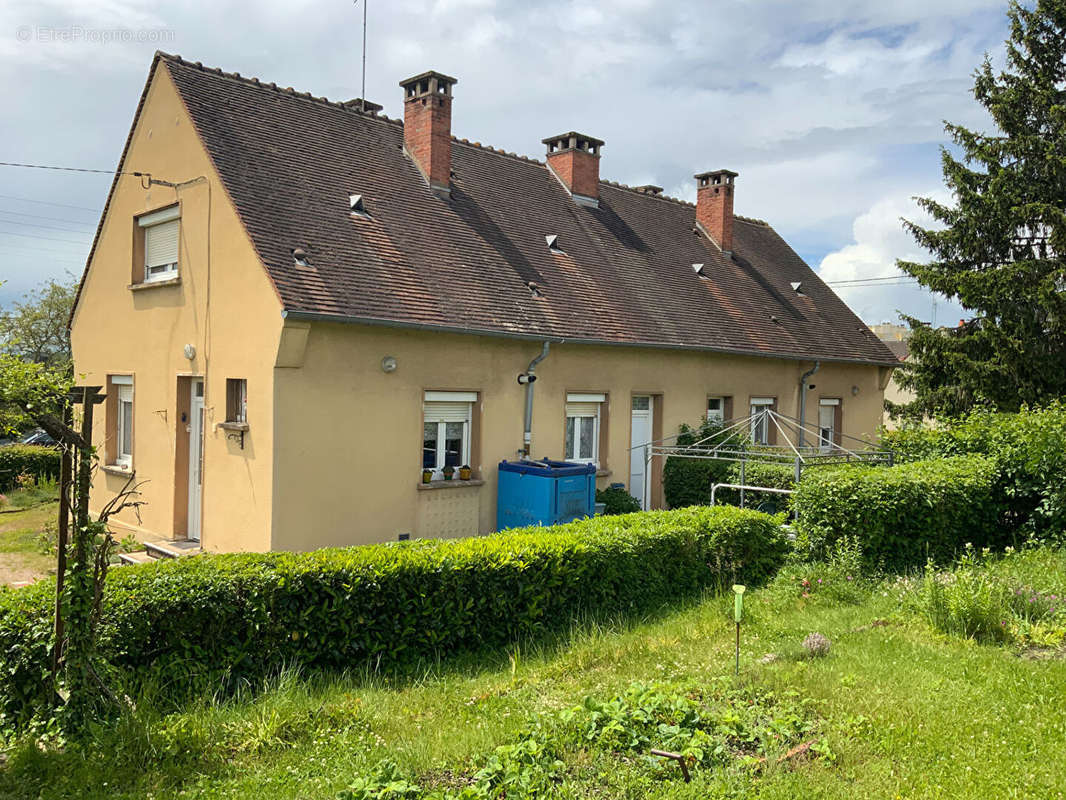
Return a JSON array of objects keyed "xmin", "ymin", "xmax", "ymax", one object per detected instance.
[
  {"xmin": 565, "ymin": 401, "xmax": 599, "ymax": 418},
  {"xmin": 145, "ymin": 219, "xmax": 179, "ymax": 271},
  {"xmin": 424, "ymin": 401, "xmax": 471, "ymax": 423}
]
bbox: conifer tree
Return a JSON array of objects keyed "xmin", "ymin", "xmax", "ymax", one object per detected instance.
[{"xmin": 895, "ymin": 0, "xmax": 1066, "ymax": 417}]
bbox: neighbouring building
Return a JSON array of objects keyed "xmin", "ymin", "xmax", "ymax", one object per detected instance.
[{"xmin": 70, "ymin": 53, "xmax": 899, "ymax": 552}]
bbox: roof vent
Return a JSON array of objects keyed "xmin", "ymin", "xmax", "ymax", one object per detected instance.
[
  {"xmin": 634, "ymin": 185, "xmax": 663, "ymax": 196},
  {"xmin": 790, "ymin": 281, "xmax": 803, "ymax": 294},
  {"xmin": 349, "ymin": 194, "xmax": 371, "ymax": 218},
  {"xmin": 292, "ymin": 247, "xmax": 311, "ymax": 268},
  {"xmin": 546, "ymin": 234, "xmax": 564, "ymax": 254},
  {"xmin": 527, "ymin": 280, "xmax": 543, "ymax": 298},
  {"xmin": 342, "ymin": 98, "xmax": 383, "ymax": 114},
  {"xmin": 692, "ymin": 263, "xmax": 706, "ymax": 276}
]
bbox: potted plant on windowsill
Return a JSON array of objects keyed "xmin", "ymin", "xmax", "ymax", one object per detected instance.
[
  {"xmin": 459, "ymin": 465, "xmax": 472, "ymax": 480},
  {"xmin": 422, "ymin": 468, "xmax": 433, "ymax": 484},
  {"xmin": 442, "ymin": 465, "xmax": 455, "ymax": 481}
]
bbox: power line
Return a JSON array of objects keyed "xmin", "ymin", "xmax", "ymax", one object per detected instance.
[
  {"xmin": 0, "ymin": 217, "xmax": 95, "ymax": 236},
  {"xmin": 0, "ymin": 229, "xmax": 91, "ymax": 246},
  {"xmin": 0, "ymin": 193, "xmax": 101, "ymax": 213},
  {"xmin": 0, "ymin": 208, "xmax": 96, "ymax": 227},
  {"xmin": 0, "ymin": 160, "xmax": 144, "ymax": 177}
]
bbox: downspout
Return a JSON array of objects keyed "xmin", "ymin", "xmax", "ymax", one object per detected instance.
[
  {"xmin": 797, "ymin": 361, "xmax": 820, "ymax": 448},
  {"xmin": 518, "ymin": 342, "xmax": 550, "ymax": 458}
]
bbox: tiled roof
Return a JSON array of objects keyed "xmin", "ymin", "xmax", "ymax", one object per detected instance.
[{"xmin": 155, "ymin": 52, "xmax": 896, "ymax": 365}]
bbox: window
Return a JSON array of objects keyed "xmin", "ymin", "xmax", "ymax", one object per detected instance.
[
  {"xmin": 111, "ymin": 375, "xmax": 134, "ymax": 467},
  {"xmin": 818, "ymin": 398, "xmax": 841, "ymax": 452},
  {"xmin": 565, "ymin": 393, "xmax": 605, "ymax": 464},
  {"xmin": 707, "ymin": 397, "xmax": 724, "ymax": 424},
  {"xmin": 226, "ymin": 379, "xmax": 248, "ymax": 424},
  {"xmin": 750, "ymin": 397, "xmax": 775, "ymax": 445},
  {"xmin": 139, "ymin": 205, "xmax": 180, "ymax": 283},
  {"xmin": 423, "ymin": 391, "xmax": 475, "ymax": 479}
]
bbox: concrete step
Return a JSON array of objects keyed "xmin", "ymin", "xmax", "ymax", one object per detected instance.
[
  {"xmin": 117, "ymin": 551, "xmax": 156, "ymax": 566},
  {"xmin": 144, "ymin": 540, "xmax": 202, "ymax": 560}
]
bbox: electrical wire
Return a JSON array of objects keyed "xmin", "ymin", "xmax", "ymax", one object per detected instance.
[
  {"xmin": 0, "ymin": 229, "xmax": 90, "ymax": 246},
  {"xmin": 0, "ymin": 217, "xmax": 94, "ymax": 236},
  {"xmin": 0, "ymin": 193, "xmax": 100, "ymax": 213},
  {"xmin": 0, "ymin": 208, "xmax": 96, "ymax": 227},
  {"xmin": 0, "ymin": 161, "xmax": 146, "ymax": 177}
]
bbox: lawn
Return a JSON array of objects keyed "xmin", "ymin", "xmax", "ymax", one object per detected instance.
[
  {"xmin": 3, "ymin": 547, "xmax": 1064, "ymax": 799},
  {"xmin": 0, "ymin": 501, "xmax": 58, "ymax": 586}
]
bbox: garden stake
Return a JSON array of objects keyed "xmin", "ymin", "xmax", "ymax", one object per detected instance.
[
  {"xmin": 650, "ymin": 749, "xmax": 691, "ymax": 782},
  {"xmin": 733, "ymin": 584, "xmax": 746, "ymax": 675}
]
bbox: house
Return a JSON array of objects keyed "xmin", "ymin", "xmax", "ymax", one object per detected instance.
[{"xmin": 70, "ymin": 53, "xmax": 899, "ymax": 552}]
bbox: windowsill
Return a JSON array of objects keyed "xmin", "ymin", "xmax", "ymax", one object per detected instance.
[
  {"xmin": 417, "ymin": 478, "xmax": 485, "ymax": 491},
  {"xmin": 218, "ymin": 421, "xmax": 250, "ymax": 432},
  {"xmin": 102, "ymin": 464, "xmax": 134, "ymax": 476},
  {"xmin": 129, "ymin": 276, "xmax": 181, "ymax": 291}
]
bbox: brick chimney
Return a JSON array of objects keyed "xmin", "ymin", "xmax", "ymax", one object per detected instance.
[
  {"xmin": 399, "ymin": 70, "xmax": 458, "ymax": 198},
  {"xmin": 694, "ymin": 169, "xmax": 738, "ymax": 254},
  {"xmin": 543, "ymin": 132, "xmax": 604, "ymax": 207}
]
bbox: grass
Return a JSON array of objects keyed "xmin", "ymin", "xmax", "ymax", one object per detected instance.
[
  {"xmin": 3, "ymin": 546, "xmax": 1066, "ymax": 799},
  {"xmin": 0, "ymin": 500, "xmax": 58, "ymax": 585}
]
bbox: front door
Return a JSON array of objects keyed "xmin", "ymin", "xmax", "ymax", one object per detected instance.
[
  {"xmin": 187, "ymin": 379, "xmax": 204, "ymax": 541},
  {"xmin": 629, "ymin": 396, "xmax": 653, "ymax": 510}
]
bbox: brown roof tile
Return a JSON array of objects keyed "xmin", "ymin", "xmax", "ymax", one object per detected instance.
[{"xmin": 126, "ymin": 53, "xmax": 897, "ymax": 365}]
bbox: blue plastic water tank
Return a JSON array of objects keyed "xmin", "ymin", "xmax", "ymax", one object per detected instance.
[{"xmin": 496, "ymin": 459, "xmax": 597, "ymax": 531}]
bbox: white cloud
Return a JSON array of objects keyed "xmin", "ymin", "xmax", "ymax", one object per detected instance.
[{"xmin": 817, "ymin": 190, "xmax": 965, "ymax": 325}]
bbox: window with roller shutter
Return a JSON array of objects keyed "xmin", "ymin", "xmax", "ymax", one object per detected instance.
[{"xmin": 138, "ymin": 205, "xmax": 180, "ymax": 282}]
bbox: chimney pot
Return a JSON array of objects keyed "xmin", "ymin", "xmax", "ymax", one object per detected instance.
[
  {"xmin": 694, "ymin": 169, "xmax": 738, "ymax": 253},
  {"xmin": 399, "ymin": 70, "xmax": 458, "ymax": 198},
  {"xmin": 543, "ymin": 131, "xmax": 604, "ymax": 207}
]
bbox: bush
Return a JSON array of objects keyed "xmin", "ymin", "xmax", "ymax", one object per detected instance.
[
  {"xmin": 0, "ymin": 445, "xmax": 59, "ymax": 491},
  {"xmin": 662, "ymin": 420, "xmax": 734, "ymax": 508},
  {"xmin": 794, "ymin": 456, "xmax": 1005, "ymax": 570},
  {"xmin": 0, "ymin": 505, "xmax": 788, "ymax": 729},
  {"xmin": 881, "ymin": 403, "xmax": 1066, "ymax": 535},
  {"xmin": 595, "ymin": 486, "xmax": 641, "ymax": 515}
]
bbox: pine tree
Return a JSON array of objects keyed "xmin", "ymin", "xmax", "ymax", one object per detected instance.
[{"xmin": 895, "ymin": 0, "xmax": 1066, "ymax": 418}]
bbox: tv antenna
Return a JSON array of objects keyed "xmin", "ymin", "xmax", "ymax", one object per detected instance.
[{"xmin": 354, "ymin": 0, "xmax": 368, "ymax": 112}]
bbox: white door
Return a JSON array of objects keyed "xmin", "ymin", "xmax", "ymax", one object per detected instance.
[
  {"xmin": 629, "ymin": 396, "xmax": 653, "ymax": 510},
  {"xmin": 188, "ymin": 379, "xmax": 204, "ymax": 541}
]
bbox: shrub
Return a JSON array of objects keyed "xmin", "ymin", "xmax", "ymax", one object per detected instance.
[
  {"xmin": 0, "ymin": 505, "xmax": 788, "ymax": 729},
  {"xmin": 595, "ymin": 486, "xmax": 641, "ymax": 515},
  {"xmin": 0, "ymin": 445, "xmax": 59, "ymax": 491},
  {"xmin": 662, "ymin": 420, "xmax": 735, "ymax": 508},
  {"xmin": 794, "ymin": 456, "xmax": 1004, "ymax": 570},
  {"xmin": 882, "ymin": 403, "xmax": 1066, "ymax": 535}
]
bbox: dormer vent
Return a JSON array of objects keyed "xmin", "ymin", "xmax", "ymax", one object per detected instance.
[
  {"xmin": 546, "ymin": 234, "xmax": 564, "ymax": 254},
  {"xmin": 791, "ymin": 281, "xmax": 804, "ymax": 294},
  {"xmin": 292, "ymin": 247, "xmax": 311, "ymax": 267},
  {"xmin": 692, "ymin": 263, "xmax": 706, "ymax": 276},
  {"xmin": 526, "ymin": 280, "xmax": 543, "ymax": 298},
  {"xmin": 349, "ymin": 194, "xmax": 370, "ymax": 218}
]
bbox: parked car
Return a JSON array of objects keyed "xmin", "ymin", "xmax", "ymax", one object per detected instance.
[{"xmin": 0, "ymin": 429, "xmax": 57, "ymax": 448}]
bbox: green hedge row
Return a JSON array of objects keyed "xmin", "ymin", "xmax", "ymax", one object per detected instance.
[
  {"xmin": 794, "ymin": 455, "xmax": 1006, "ymax": 570},
  {"xmin": 0, "ymin": 445, "xmax": 59, "ymax": 490},
  {"xmin": 0, "ymin": 505, "xmax": 788, "ymax": 728},
  {"xmin": 882, "ymin": 403, "xmax": 1066, "ymax": 535}
]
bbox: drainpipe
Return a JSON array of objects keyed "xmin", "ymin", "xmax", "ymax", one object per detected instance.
[
  {"xmin": 797, "ymin": 361, "xmax": 820, "ymax": 448},
  {"xmin": 518, "ymin": 342, "xmax": 550, "ymax": 458}
]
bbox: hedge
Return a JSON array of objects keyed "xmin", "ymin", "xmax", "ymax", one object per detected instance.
[
  {"xmin": 794, "ymin": 455, "xmax": 1005, "ymax": 570},
  {"xmin": 0, "ymin": 445, "xmax": 59, "ymax": 490},
  {"xmin": 882, "ymin": 403, "xmax": 1066, "ymax": 535},
  {"xmin": 0, "ymin": 505, "xmax": 788, "ymax": 728}
]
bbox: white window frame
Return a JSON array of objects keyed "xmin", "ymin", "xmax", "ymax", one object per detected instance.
[
  {"xmin": 112, "ymin": 375, "xmax": 134, "ymax": 468},
  {"xmin": 139, "ymin": 205, "xmax": 180, "ymax": 283},
  {"xmin": 818, "ymin": 398, "xmax": 840, "ymax": 453},
  {"xmin": 750, "ymin": 397, "xmax": 774, "ymax": 445},
  {"xmin": 565, "ymin": 393, "xmax": 604, "ymax": 465},
  {"xmin": 706, "ymin": 396, "xmax": 725, "ymax": 425},
  {"xmin": 423, "ymin": 391, "xmax": 475, "ymax": 479}
]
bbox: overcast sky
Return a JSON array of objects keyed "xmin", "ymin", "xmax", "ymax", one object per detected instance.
[{"xmin": 0, "ymin": 0, "xmax": 1013, "ymax": 327}]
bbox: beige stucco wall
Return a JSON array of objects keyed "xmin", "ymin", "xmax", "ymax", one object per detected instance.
[
  {"xmin": 271, "ymin": 321, "xmax": 888, "ymax": 551},
  {"xmin": 70, "ymin": 62, "xmax": 282, "ymax": 552},
  {"xmin": 882, "ymin": 362, "xmax": 915, "ymax": 430}
]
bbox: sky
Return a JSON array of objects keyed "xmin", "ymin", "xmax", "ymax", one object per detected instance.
[{"xmin": 0, "ymin": 0, "xmax": 1014, "ymax": 327}]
